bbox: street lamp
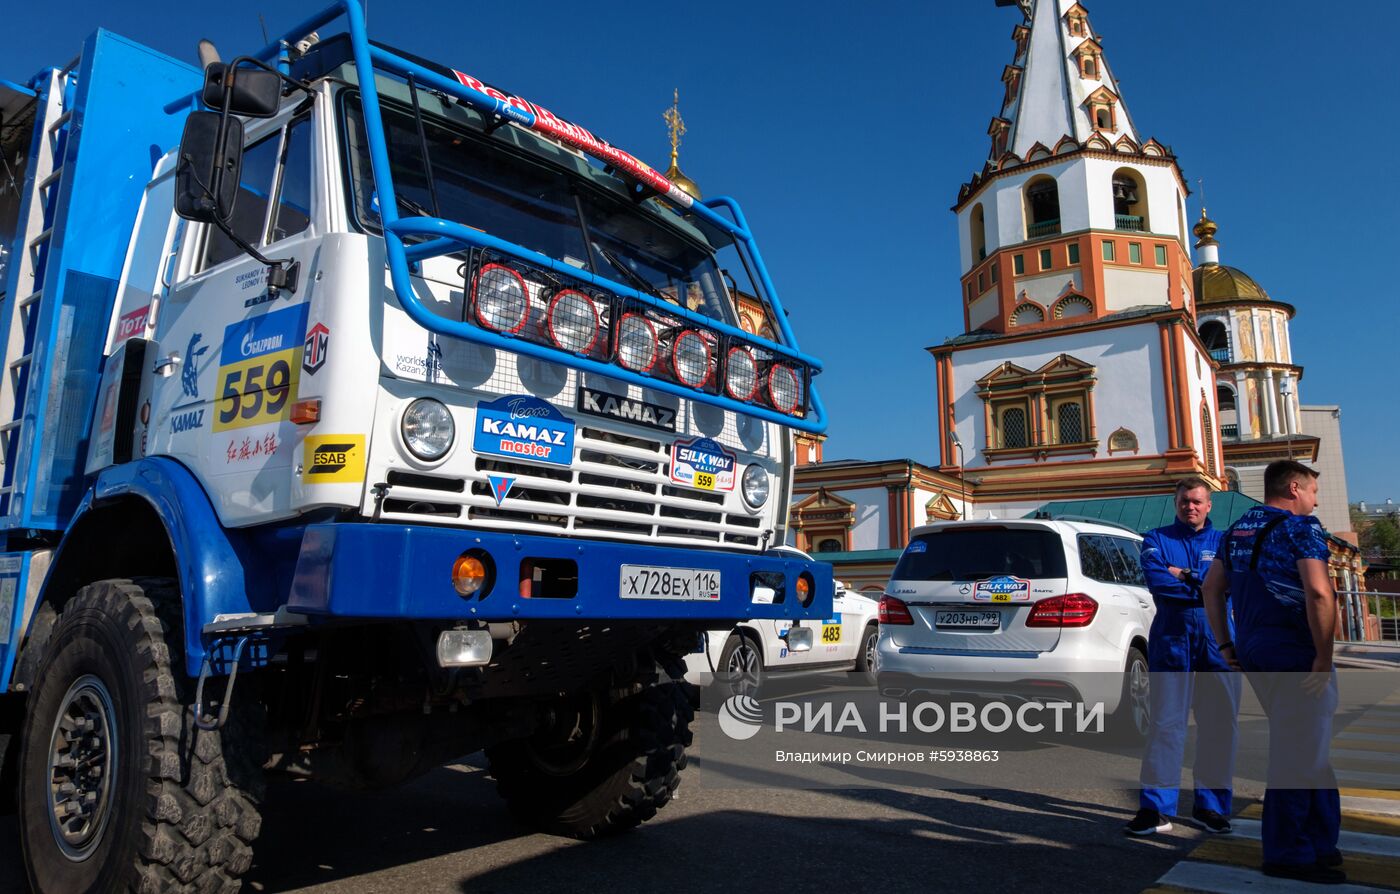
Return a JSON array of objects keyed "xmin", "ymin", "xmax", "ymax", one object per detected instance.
[{"xmin": 949, "ymin": 430, "xmax": 966, "ymax": 519}]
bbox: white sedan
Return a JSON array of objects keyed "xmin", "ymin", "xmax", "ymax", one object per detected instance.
[{"xmin": 685, "ymin": 580, "xmax": 881, "ymax": 693}]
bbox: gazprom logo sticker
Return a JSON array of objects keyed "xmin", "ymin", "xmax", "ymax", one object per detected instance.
[
  {"xmin": 670, "ymin": 437, "xmax": 736, "ymax": 492},
  {"xmin": 473, "ymin": 395, "xmax": 575, "ymax": 467},
  {"xmin": 220, "ymin": 303, "xmax": 309, "ymax": 365},
  {"xmin": 973, "ymin": 575, "xmax": 1030, "ymax": 603}
]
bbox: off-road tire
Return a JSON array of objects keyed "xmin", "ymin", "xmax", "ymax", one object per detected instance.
[
  {"xmin": 18, "ymin": 578, "xmax": 264, "ymax": 893},
  {"xmin": 487, "ymin": 679, "xmax": 694, "ymax": 839}
]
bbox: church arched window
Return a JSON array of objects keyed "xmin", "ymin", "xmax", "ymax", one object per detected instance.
[
  {"xmin": 1053, "ymin": 294, "xmax": 1093, "ymax": 319},
  {"xmin": 1024, "ymin": 176, "xmax": 1061, "ymax": 238},
  {"xmin": 1010, "ymin": 303, "xmax": 1044, "ymax": 327},
  {"xmin": 1199, "ymin": 319, "xmax": 1229, "ymax": 362},
  {"xmin": 816, "ymin": 538, "xmax": 844, "ymax": 554},
  {"xmin": 1225, "ymin": 469, "xmax": 1241, "ymax": 492},
  {"xmin": 971, "ymin": 203, "xmax": 987, "ymax": 262},
  {"xmin": 1111, "ymin": 168, "xmax": 1148, "ymax": 231},
  {"xmin": 1053, "ymin": 399, "xmax": 1085, "ymax": 444}
]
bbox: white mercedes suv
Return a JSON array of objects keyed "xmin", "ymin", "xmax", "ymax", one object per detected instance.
[{"xmin": 875, "ymin": 517, "xmax": 1155, "ymax": 736}]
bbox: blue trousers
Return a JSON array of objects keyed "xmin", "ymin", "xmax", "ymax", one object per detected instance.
[
  {"xmin": 1242, "ymin": 645, "xmax": 1341, "ymax": 867},
  {"xmin": 1140, "ymin": 603, "xmax": 1240, "ymax": 816}
]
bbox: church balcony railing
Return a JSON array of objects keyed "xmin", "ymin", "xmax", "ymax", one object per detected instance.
[
  {"xmin": 1221, "ymin": 423, "xmax": 1239, "ymax": 440},
  {"xmin": 1115, "ymin": 214, "xmax": 1145, "ymax": 231},
  {"xmin": 1209, "ymin": 348, "xmax": 1231, "ymax": 363},
  {"xmin": 1027, "ymin": 219, "xmax": 1061, "ymax": 238}
]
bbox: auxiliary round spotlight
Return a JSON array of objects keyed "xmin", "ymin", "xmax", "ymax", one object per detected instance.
[
  {"xmin": 672, "ymin": 329, "xmax": 713, "ymax": 388},
  {"xmin": 547, "ymin": 289, "xmax": 600, "ymax": 354},
  {"xmin": 616, "ymin": 313, "xmax": 659, "ymax": 372},
  {"xmin": 767, "ymin": 364, "xmax": 802, "ymax": 414},
  {"xmin": 725, "ymin": 347, "xmax": 759, "ymax": 401},
  {"xmin": 472, "ymin": 263, "xmax": 529, "ymax": 334}
]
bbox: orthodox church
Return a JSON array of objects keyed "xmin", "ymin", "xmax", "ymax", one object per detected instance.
[{"xmin": 931, "ymin": 0, "xmax": 1221, "ymax": 515}]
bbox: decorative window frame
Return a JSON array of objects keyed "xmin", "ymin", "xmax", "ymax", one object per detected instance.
[
  {"xmin": 791, "ymin": 487, "xmax": 856, "ymax": 554},
  {"xmin": 1052, "ymin": 293, "xmax": 1094, "ymax": 319},
  {"xmin": 1085, "ymin": 86, "xmax": 1119, "ymax": 132},
  {"xmin": 1073, "ymin": 39, "xmax": 1103, "ymax": 80},
  {"xmin": 1010, "ymin": 302, "xmax": 1045, "ymax": 327},
  {"xmin": 976, "ymin": 356, "xmax": 1099, "ymax": 459}
]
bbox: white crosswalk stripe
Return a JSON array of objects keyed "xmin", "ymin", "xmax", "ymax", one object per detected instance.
[{"xmin": 1158, "ymin": 860, "xmax": 1392, "ymax": 894}]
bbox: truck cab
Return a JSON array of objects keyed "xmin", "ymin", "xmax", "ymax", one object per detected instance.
[{"xmin": 0, "ymin": 4, "xmax": 831, "ymax": 891}]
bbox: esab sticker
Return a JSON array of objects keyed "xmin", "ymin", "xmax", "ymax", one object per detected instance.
[
  {"xmin": 473, "ymin": 395, "xmax": 575, "ymax": 467},
  {"xmin": 215, "ymin": 304, "xmax": 308, "ymax": 432},
  {"xmin": 973, "ymin": 575, "xmax": 1030, "ymax": 603},
  {"xmin": 670, "ymin": 436, "xmax": 735, "ymax": 492},
  {"xmin": 304, "ymin": 434, "xmax": 365, "ymax": 484}
]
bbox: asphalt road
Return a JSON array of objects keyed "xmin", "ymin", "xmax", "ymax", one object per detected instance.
[
  {"xmin": 9, "ymin": 671, "xmax": 1398, "ymax": 892},
  {"xmin": 0, "ymin": 714, "xmax": 1209, "ymax": 894}
]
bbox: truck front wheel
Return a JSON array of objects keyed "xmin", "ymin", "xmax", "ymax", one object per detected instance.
[
  {"xmin": 487, "ymin": 677, "xmax": 694, "ymax": 839},
  {"xmin": 17, "ymin": 578, "xmax": 263, "ymax": 894}
]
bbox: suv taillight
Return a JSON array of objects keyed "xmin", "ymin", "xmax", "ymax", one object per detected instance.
[
  {"xmin": 879, "ymin": 595, "xmax": 914, "ymax": 625},
  {"xmin": 1025, "ymin": 593, "xmax": 1098, "ymax": 628}
]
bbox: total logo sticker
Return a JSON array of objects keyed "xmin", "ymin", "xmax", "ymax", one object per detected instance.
[
  {"xmin": 670, "ymin": 437, "xmax": 735, "ymax": 492},
  {"xmin": 972, "ymin": 575, "xmax": 1030, "ymax": 603},
  {"xmin": 473, "ymin": 395, "xmax": 575, "ymax": 467}
]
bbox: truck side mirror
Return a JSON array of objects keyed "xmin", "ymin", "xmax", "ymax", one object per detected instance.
[
  {"xmin": 174, "ymin": 111, "xmax": 242, "ymax": 223},
  {"xmin": 202, "ymin": 63, "xmax": 281, "ymax": 118}
]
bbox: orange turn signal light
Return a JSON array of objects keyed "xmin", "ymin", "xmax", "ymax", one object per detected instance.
[
  {"xmin": 452, "ymin": 553, "xmax": 489, "ymax": 597},
  {"xmin": 290, "ymin": 399, "xmax": 321, "ymax": 424},
  {"xmin": 795, "ymin": 575, "xmax": 811, "ymax": 600}
]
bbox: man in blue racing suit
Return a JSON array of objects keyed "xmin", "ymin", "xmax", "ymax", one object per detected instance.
[
  {"xmin": 1126, "ymin": 477, "xmax": 1238, "ymax": 837},
  {"xmin": 1203, "ymin": 460, "xmax": 1344, "ymax": 885}
]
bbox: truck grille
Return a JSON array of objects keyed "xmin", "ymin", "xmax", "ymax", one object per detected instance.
[{"xmin": 377, "ymin": 427, "xmax": 764, "ymax": 547}]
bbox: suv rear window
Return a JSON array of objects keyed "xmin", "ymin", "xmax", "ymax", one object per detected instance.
[{"xmin": 892, "ymin": 527, "xmax": 1068, "ymax": 581}]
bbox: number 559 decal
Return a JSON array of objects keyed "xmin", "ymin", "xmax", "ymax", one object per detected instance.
[{"xmin": 214, "ymin": 305, "xmax": 308, "ymax": 432}]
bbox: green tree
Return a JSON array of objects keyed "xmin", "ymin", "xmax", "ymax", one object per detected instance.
[{"xmin": 1360, "ymin": 513, "xmax": 1400, "ymax": 561}]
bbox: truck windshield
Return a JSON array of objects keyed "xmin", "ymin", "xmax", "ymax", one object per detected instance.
[{"xmin": 342, "ymin": 97, "xmax": 738, "ymax": 326}]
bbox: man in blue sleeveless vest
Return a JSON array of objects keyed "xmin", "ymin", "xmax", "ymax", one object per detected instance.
[
  {"xmin": 1202, "ymin": 460, "xmax": 1344, "ymax": 885},
  {"xmin": 1126, "ymin": 477, "xmax": 1237, "ymax": 837}
]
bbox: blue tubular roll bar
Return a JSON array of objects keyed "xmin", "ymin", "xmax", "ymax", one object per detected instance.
[{"xmin": 254, "ymin": 0, "xmax": 827, "ymax": 433}]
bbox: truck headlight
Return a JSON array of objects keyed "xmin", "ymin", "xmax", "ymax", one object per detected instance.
[
  {"xmin": 402, "ymin": 398, "xmax": 455, "ymax": 461},
  {"xmin": 741, "ymin": 463, "xmax": 769, "ymax": 508}
]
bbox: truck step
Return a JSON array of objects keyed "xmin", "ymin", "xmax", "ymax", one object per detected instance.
[
  {"xmin": 17, "ymin": 290, "xmax": 42, "ymax": 309},
  {"xmin": 9, "ymin": 354, "xmax": 32, "ymax": 370},
  {"xmin": 47, "ymin": 110, "xmax": 73, "ymax": 133},
  {"xmin": 37, "ymin": 169, "xmax": 63, "ymax": 190},
  {"xmin": 27, "ymin": 228, "xmax": 52, "ymax": 249}
]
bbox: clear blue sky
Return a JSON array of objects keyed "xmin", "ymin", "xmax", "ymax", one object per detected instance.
[{"xmin": 7, "ymin": 0, "xmax": 1396, "ymax": 503}]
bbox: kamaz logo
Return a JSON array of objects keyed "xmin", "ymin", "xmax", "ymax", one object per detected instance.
[
  {"xmin": 576, "ymin": 387, "xmax": 675, "ymax": 431},
  {"xmin": 171, "ymin": 409, "xmax": 205, "ymax": 433},
  {"xmin": 480, "ymin": 418, "xmax": 568, "ymax": 445}
]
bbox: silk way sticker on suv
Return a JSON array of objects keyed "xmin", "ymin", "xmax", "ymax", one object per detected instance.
[
  {"xmin": 973, "ymin": 575, "xmax": 1030, "ymax": 602},
  {"xmin": 473, "ymin": 395, "xmax": 575, "ymax": 467},
  {"xmin": 670, "ymin": 436, "xmax": 735, "ymax": 492}
]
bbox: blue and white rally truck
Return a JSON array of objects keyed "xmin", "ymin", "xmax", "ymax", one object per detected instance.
[{"xmin": 0, "ymin": 2, "xmax": 830, "ymax": 889}]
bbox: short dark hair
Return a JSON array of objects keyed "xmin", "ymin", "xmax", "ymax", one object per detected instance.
[
  {"xmin": 1175, "ymin": 476, "xmax": 1212, "ymax": 495},
  {"xmin": 1265, "ymin": 460, "xmax": 1319, "ymax": 500}
]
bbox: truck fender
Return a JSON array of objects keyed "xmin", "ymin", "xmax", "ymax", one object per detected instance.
[{"xmin": 19, "ymin": 457, "xmax": 252, "ymax": 682}]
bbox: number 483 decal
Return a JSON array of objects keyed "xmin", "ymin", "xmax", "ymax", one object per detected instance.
[{"xmin": 213, "ymin": 352, "xmax": 300, "ymax": 431}]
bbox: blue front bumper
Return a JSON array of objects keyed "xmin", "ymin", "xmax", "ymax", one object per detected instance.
[{"xmin": 285, "ymin": 523, "xmax": 832, "ymax": 622}]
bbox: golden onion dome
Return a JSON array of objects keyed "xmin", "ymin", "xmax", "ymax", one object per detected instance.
[
  {"xmin": 665, "ymin": 154, "xmax": 701, "ymax": 201},
  {"xmin": 1193, "ymin": 264, "xmax": 1271, "ymax": 305},
  {"xmin": 1193, "ymin": 208, "xmax": 1218, "ymax": 245}
]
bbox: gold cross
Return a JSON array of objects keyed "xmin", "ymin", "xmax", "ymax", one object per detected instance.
[{"xmin": 663, "ymin": 88, "xmax": 686, "ymax": 165}]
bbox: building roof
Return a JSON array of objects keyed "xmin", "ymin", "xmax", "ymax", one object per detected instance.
[
  {"xmin": 934, "ymin": 304, "xmax": 1172, "ymax": 348},
  {"xmin": 1037, "ymin": 492, "xmax": 1358, "ymax": 553},
  {"xmin": 1038, "ymin": 491, "xmax": 1263, "ymax": 532},
  {"xmin": 1194, "ymin": 264, "xmax": 1272, "ymax": 305},
  {"xmin": 1004, "ymin": 0, "xmax": 1139, "ymax": 159}
]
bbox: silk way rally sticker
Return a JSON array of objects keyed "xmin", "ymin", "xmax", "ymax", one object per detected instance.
[
  {"xmin": 488, "ymin": 475, "xmax": 515, "ymax": 506},
  {"xmin": 473, "ymin": 395, "xmax": 575, "ymax": 467},
  {"xmin": 973, "ymin": 575, "xmax": 1030, "ymax": 602},
  {"xmin": 670, "ymin": 437, "xmax": 736, "ymax": 492}
]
